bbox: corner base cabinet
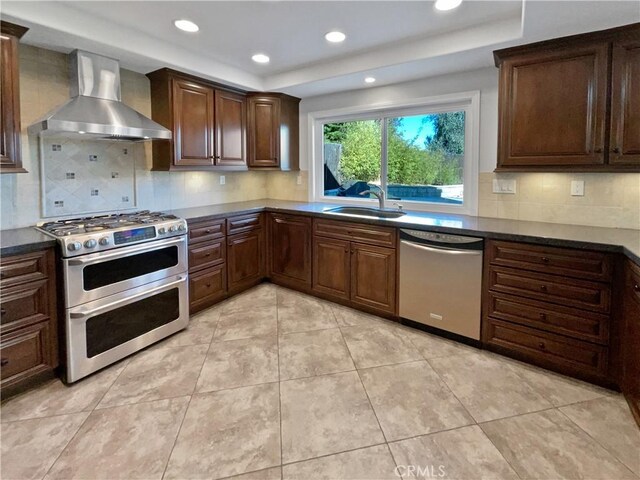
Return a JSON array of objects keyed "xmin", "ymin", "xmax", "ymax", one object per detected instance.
[
  {"xmin": 0, "ymin": 248, "xmax": 58, "ymax": 397},
  {"xmin": 227, "ymin": 213, "xmax": 265, "ymax": 294}
]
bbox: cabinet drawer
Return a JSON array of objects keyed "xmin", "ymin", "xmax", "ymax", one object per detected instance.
[
  {"xmin": 227, "ymin": 213, "xmax": 262, "ymax": 235},
  {"xmin": 485, "ymin": 318, "xmax": 609, "ymax": 378},
  {"xmin": 1, "ymin": 322, "xmax": 54, "ymax": 385},
  {"xmin": 188, "ymin": 240, "xmax": 225, "ymax": 272},
  {"xmin": 488, "ymin": 241, "xmax": 613, "ymax": 282},
  {"xmin": 189, "ymin": 265, "xmax": 226, "ymax": 305},
  {"xmin": 0, "ymin": 279, "xmax": 50, "ymax": 330},
  {"xmin": 489, "ymin": 266, "xmax": 611, "ymax": 313},
  {"xmin": 626, "ymin": 261, "xmax": 640, "ymax": 305},
  {"xmin": 188, "ymin": 219, "xmax": 226, "ymax": 244},
  {"xmin": 0, "ymin": 250, "xmax": 49, "ymax": 287},
  {"xmin": 487, "ymin": 291, "xmax": 609, "ymax": 344},
  {"xmin": 314, "ymin": 219, "xmax": 396, "ymax": 248}
]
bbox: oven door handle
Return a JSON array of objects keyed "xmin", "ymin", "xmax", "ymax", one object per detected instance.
[
  {"xmin": 66, "ymin": 236, "xmax": 186, "ymax": 266},
  {"xmin": 69, "ymin": 275, "xmax": 186, "ymax": 319}
]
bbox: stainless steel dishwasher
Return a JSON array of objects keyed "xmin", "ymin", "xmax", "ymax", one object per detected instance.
[{"xmin": 399, "ymin": 229, "xmax": 483, "ymax": 340}]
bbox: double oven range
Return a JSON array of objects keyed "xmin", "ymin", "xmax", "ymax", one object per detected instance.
[{"xmin": 37, "ymin": 211, "xmax": 189, "ymax": 383}]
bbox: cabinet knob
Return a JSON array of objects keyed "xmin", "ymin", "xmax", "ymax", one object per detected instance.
[
  {"xmin": 594, "ymin": 147, "xmax": 603, "ymax": 153},
  {"xmin": 204, "ymin": 229, "xmax": 212, "ymax": 234},
  {"xmin": 0, "ymin": 308, "xmax": 5, "ymax": 316},
  {"xmin": 205, "ymin": 283, "xmax": 212, "ymax": 288},
  {"xmin": 541, "ymin": 257, "xmax": 549, "ymax": 263},
  {"xmin": 538, "ymin": 342, "xmax": 546, "ymax": 350},
  {"xmin": 612, "ymin": 147, "xmax": 621, "ymax": 154},
  {"xmin": 540, "ymin": 285, "xmax": 548, "ymax": 292},
  {"xmin": 634, "ymin": 284, "xmax": 640, "ymax": 292},
  {"xmin": 1, "ymin": 358, "xmax": 8, "ymax": 367},
  {"xmin": 205, "ymin": 253, "xmax": 211, "ymax": 257},
  {"xmin": 539, "ymin": 313, "xmax": 547, "ymax": 320}
]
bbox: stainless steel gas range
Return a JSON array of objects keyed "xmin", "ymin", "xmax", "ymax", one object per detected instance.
[{"xmin": 37, "ymin": 211, "xmax": 189, "ymax": 383}]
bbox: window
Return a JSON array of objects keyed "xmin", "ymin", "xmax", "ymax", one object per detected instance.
[{"xmin": 312, "ymin": 93, "xmax": 479, "ymax": 215}]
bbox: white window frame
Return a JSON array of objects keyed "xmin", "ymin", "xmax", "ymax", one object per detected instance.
[{"xmin": 308, "ymin": 91, "xmax": 480, "ymax": 216}]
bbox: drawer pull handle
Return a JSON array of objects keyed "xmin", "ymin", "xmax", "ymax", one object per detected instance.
[
  {"xmin": 540, "ymin": 285, "xmax": 547, "ymax": 292},
  {"xmin": 205, "ymin": 253, "xmax": 211, "ymax": 257},
  {"xmin": 612, "ymin": 147, "xmax": 621, "ymax": 154},
  {"xmin": 538, "ymin": 342, "xmax": 546, "ymax": 350},
  {"xmin": 0, "ymin": 308, "xmax": 6, "ymax": 316},
  {"xmin": 539, "ymin": 313, "xmax": 547, "ymax": 320},
  {"xmin": 0, "ymin": 358, "xmax": 8, "ymax": 367},
  {"xmin": 541, "ymin": 257, "xmax": 549, "ymax": 263},
  {"xmin": 204, "ymin": 229, "xmax": 212, "ymax": 234},
  {"xmin": 634, "ymin": 284, "xmax": 640, "ymax": 292},
  {"xmin": 205, "ymin": 283, "xmax": 212, "ymax": 288}
]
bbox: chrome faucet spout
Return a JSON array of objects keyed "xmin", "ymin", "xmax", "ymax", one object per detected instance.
[{"xmin": 360, "ymin": 190, "xmax": 386, "ymax": 210}]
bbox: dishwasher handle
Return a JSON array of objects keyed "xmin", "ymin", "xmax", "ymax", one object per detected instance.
[{"xmin": 400, "ymin": 239, "xmax": 483, "ymax": 256}]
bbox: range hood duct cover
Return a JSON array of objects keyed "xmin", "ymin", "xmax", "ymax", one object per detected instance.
[{"xmin": 28, "ymin": 50, "xmax": 171, "ymax": 141}]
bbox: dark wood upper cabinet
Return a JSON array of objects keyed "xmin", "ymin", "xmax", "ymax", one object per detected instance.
[
  {"xmin": 173, "ymin": 79, "xmax": 215, "ymax": 167},
  {"xmin": 610, "ymin": 37, "xmax": 640, "ymax": 166},
  {"xmin": 1, "ymin": 21, "xmax": 28, "ymax": 174},
  {"xmin": 215, "ymin": 90, "xmax": 247, "ymax": 167},
  {"xmin": 494, "ymin": 23, "xmax": 640, "ymax": 172},
  {"xmin": 247, "ymin": 93, "xmax": 300, "ymax": 170},
  {"xmin": 147, "ymin": 69, "xmax": 247, "ymax": 171},
  {"xmin": 268, "ymin": 213, "xmax": 312, "ymax": 289}
]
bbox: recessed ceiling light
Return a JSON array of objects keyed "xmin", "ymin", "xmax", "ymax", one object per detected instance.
[
  {"xmin": 252, "ymin": 53, "xmax": 270, "ymax": 64},
  {"xmin": 325, "ymin": 31, "xmax": 346, "ymax": 43},
  {"xmin": 364, "ymin": 77, "xmax": 376, "ymax": 84},
  {"xmin": 434, "ymin": 0, "xmax": 462, "ymax": 11},
  {"xmin": 174, "ymin": 19, "xmax": 199, "ymax": 33},
  {"xmin": 78, "ymin": 131, "xmax": 85, "ymax": 134}
]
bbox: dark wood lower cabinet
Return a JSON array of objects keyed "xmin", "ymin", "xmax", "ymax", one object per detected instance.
[
  {"xmin": 350, "ymin": 243, "xmax": 396, "ymax": 313},
  {"xmin": 189, "ymin": 264, "xmax": 226, "ymax": 313},
  {"xmin": 268, "ymin": 213, "xmax": 311, "ymax": 290},
  {"xmin": 313, "ymin": 236, "xmax": 351, "ymax": 301},
  {"xmin": 227, "ymin": 229, "xmax": 264, "ymax": 294},
  {"xmin": 621, "ymin": 260, "xmax": 640, "ymax": 426},
  {"xmin": 0, "ymin": 248, "xmax": 58, "ymax": 398}
]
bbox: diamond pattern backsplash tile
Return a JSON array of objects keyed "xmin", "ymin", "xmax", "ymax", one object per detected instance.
[{"xmin": 42, "ymin": 136, "xmax": 139, "ymax": 217}]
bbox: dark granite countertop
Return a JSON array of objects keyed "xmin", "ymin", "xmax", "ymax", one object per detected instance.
[
  {"xmin": 0, "ymin": 227, "xmax": 57, "ymax": 256},
  {"xmin": 170, "ymin": 199, "xmax": 640, "ymax": 265}
]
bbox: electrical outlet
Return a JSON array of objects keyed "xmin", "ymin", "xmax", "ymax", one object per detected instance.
[
  {"xmin": 492, "ymin": 179, "xmax": 516, "ymax": 194},
  {"xmin": 571, "ymin": 180, "xmax": 585, "ymax": 196},
  {"xmin": 296, "ymin": 174, "xmax": 302, "ymax": 185},
  {"xmin": 219, "ymin": 175, "xmax": 226, "ymax": 185}
]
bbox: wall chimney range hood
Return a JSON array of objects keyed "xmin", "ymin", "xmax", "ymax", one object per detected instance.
[{"xmin": 28, "ymin": 50, "xmax": 171, "ymax": 141}]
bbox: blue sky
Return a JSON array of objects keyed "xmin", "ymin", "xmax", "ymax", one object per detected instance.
[{"xmin": 395, "ymin": 115, "xmax": 436, "ymax": 148}]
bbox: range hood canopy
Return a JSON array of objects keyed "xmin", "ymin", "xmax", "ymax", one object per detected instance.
[{"xmin": 28, "ymin": 50, "xmax": 171, "ymax": 141}]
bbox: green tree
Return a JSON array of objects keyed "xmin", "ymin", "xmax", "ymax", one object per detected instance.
[
  {"xmin": 426, "ymin": 112, "xmax": 465, "ymax": 154},
  {"xmin": 336, "ymin": 120, "xmax": 381, "ymax": 182},
  {"xmin": 323, "ymin": 123, "xmax": 348, "ymax": 143}
]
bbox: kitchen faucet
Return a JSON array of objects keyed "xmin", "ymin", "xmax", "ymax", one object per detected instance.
[{"xmin": 360, "ymin": 190, "xmax": 386, "ymax": 210}]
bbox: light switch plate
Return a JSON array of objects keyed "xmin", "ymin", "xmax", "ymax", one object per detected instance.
[
  {"xmin": 219, "ymin": 175, "xmax": 226, "ymax": 185},
  {"xmin": 571, "ymin": 180, "xmax": 585, "ymax": 196},
  {"xmin": 492, "ymin": 179, "xmax": 516, "ymax": 194}
]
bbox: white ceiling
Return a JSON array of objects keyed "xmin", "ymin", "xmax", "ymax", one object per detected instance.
[{"xmin": 2, "ymin": 1, "xmax": 639, "ymax": 98}]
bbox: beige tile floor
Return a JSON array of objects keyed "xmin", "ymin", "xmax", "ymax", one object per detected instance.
[{"xmin": 2, "ymin": 283, "xmax": 639, "ymax": 480}]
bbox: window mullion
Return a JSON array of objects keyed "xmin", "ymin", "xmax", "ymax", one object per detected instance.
[{"xmin": 381, "ymin": 117, "xmax": 388, "ymax": 196}]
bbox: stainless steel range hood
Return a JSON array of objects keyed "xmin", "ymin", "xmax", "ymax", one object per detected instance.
[{"xmin": 28, "ymin": 50, "xmax": 171, "ymax": 141}]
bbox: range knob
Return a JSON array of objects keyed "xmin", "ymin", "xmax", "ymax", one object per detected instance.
[
  {"xmin": 169, "ymin": 225, "xmax": 178, "ymax": 233},
  {"xmin": 84, "ymin": 239, "xmax": 97, "ymax": 249},
  {"xmin": 178, "ymin": 224, "xmax": 186, "ymax": 231},
  {"xmin": 99, "ymin": 237, "xmax": 110, "ymax": 246},
  {"xmin": 67, "ymin": 241, "xmax": 82, "ymax": 252},
  {"xmin": 158, "ymin": 227, "xmax": 166, "ymax": 235}
]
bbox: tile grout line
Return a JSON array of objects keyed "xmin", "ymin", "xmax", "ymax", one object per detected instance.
[
  {"xmin": 160, "ymin": 313, "xmax": 220, "ymax": 480},
  {"xmin": 276, "ymin": 289, "xmax": 285, "ymax": 469},
  {"xmin": 476, "ymin": 421, "xmax": 526, "ymax": 480},
  {"xmin": 554, "ymin": 405, "xmax": 640, "ymax": 477},
  {"xmin": 39, "ymin": 357, "xmax": 130, "ymax": 479}
]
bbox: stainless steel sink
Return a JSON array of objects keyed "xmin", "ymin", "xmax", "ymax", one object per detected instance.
[{"xmin": 324, "ymin": 206, "xmax": 406, "ymax": 219}]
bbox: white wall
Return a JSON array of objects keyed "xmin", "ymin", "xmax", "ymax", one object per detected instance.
[{"xmin": 298, "ymin": 67, "xmax": 499, "ymax": 173}]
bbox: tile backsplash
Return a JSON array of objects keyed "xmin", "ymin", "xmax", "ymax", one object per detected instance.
[{"xmin": 479, "ymin": 172, "xmax": 640, "ymax": 229}]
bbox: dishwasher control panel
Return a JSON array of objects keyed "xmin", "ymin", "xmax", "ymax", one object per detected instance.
[{"xmin": 400, "ymin": 229, "xmax": 483, "ymax": 246}]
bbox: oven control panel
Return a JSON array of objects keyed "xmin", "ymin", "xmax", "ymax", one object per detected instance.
[{"xmin": 58, "ymin": 220, "xmax": 188, "ymax": 257}]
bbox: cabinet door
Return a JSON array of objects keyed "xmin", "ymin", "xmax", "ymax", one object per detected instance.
[
  {"xmin": 610, "ymin": 39, "xmax": 640, "ymax": 166},
  {"xmin": 247, "ymin": 96, "xmax": 280, "ymax": 168},
  {"xmin": 350, "ymin": 243, "xmax": 396, "ymax": 314},
  {"xmin": 312, "ymin": 236, "xmax": 350, "ymax": 301},
  {"xmin": 172, "ymin": 79, "xmax": 215, "ymax": 166},
  {"xmin": 622, "ymin": 261, "xmax": 640, "ymax": 426},
  {"xmin": 227, "ymin": 230, "xmax": 264, "ymax": 293},
  {"xmin": 0, "ymin": 31, "xmax": 25, "ymax": 173},
  {"xmin": 215, "ymin": 90, "xmax": 246, "ymax": 167},
  {"xmin": 269, "ymin": 214, "xmax": 311, "ymax": 289},
  {"xmin": 497, "ymin": 43, "xmax": 608, "ymax": 168}
]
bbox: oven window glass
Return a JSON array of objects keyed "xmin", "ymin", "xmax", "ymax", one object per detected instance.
[
  {"xmin": 85, "ymin": 288, "xmax": 180, "ymax": 358},
  {"xmin": 83, "ymin": 246, "xmax": 178, "ymax": 291}
]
